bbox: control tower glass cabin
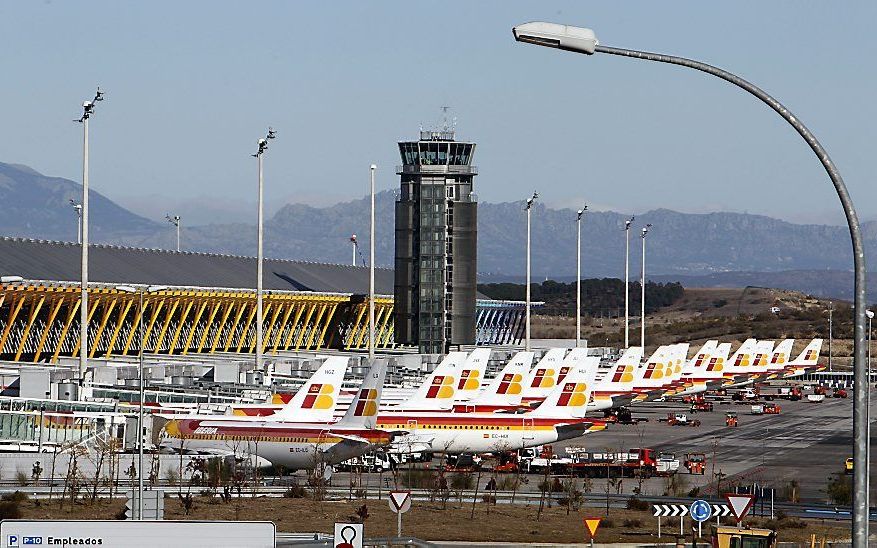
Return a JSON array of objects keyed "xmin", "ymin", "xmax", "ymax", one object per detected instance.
[{"xmin": 394, "ymin": 130, "xmax": 478, "ymax": 354}]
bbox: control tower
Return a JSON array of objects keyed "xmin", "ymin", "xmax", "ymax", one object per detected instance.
[{"xmin": 394, "ymin": 129, "xmax": 478, "ymax": 353}]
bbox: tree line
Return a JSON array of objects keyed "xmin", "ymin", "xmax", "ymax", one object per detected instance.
[{"xmin": 477, "ymin": 278, "xmax": 685, "ymax": 315}]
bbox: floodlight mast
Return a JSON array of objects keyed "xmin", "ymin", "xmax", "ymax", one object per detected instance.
[
  {"xmin": 525, "ymin": 191, "xmax": 538, "ymax": 352},
  {"xmin": 640, "ymin": 224, "xmax": 651, "ymax": 350},
  {"xmin": 165, "ymin": 214, "xmax": 181, "ymax": 252},
  {"xmin": 254, "ymin": 127, "xmax": 276, "ymax": 370},
  {"xmin": 74, "ymin": 86, "xmax": 105, "ymax": 395},
  {"xmin": 69, "ymin": 199, "xmax": 83, "ymax": 244},
  {"xmin": 575, "ymin": 206, "xmax": 587, "ymax": 348},
  {"xmin": 512, "ymin": 22, "xmax": 867, "ymax": 544},
  {"xmin": 624, "ymin": 215, "xmax": 634, "ymax": 348}
]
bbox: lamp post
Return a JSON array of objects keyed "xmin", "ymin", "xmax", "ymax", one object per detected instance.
[
  {"xmin": 115, "ymin": 284, "xmax": 167, "ymax": 520},
  {"xmin": 575, "ymin": 206, "xmax": 588, "ymax": 348},
  {"xmin": 74, "ymin": 87, "xmax": 104, "ymax": 393},
  {"xmin": 868, "ymin": 307, "xmax": 874, "ymax": 519},
  {"xmin": 640, "ymin": 224, "xmax": 651, "ymax": 349},
  {"xmin": 828, "ymin": 301, "xmax": 834, "ymax": 372},
  {"xmin": 525, "ymin": 192, "xmax": 538, "ymax": 352},
  {"xmin": 623, "ymin": 216, "xmax": 634, "ymax": 348},
  {"xmin": 512, "ymin": 21, "xmax": 868, "ymax": 543},
  {"xmin": 351, "ymin": 234, "xmax": 358, "ymax": 267},
  {"xmin": 165, "ymin": 214, "xmax": 181, "ymax": 252},
  {"xmin": 253, "ymin": 127, "xmax": 276, "ymax": 370},
  {"xmin": 369, "ymin": 165, "xmax": 376, "ymax": 362},
  {"xmin": 69, "ymin": 199, "xmax": 82, "ymax": 245}
]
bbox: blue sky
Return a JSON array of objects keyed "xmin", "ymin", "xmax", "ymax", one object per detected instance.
[{"xmin": 1, "ymin": 1, "xmax": 874, "ymax": 226}]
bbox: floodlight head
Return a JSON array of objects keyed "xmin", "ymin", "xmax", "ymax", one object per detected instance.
[
  {"xmin": 370, "ymin": 164, "xmax": 377, "ymax": 171},
  {"xmin": 267, "ymin": 127, "xmax": 276, "ymax": 139},
  {"xmin": 513, "ymin": 22, "xmax": 599, "ymax": 55},
  {"xmin": 258, "ymin": 138, "xmax": 267, "ymax": 146},
  {"xmin": 576, "ymin": 205, "xmax": 587, "ymax": 220},
  {"xmin": 350, "ymin": 234, "xmax": 357, "ymax": 242},
  {"xmin": 83, "ymin": 101, "xmax": 92, "ymax": 109},
  {"xmin": 94, "ymin": 87, "xmax": 104, "ymax": 102}
]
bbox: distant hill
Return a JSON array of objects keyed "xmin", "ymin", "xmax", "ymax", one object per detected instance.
[
  {"xmin": 0, "ymin": 162, "xmax": 159, "ymax": 241},
  {"xmin": 1, "ymin": 161, "xmax": 875, "ymax": 300}
]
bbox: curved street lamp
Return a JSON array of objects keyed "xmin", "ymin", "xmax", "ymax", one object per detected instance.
[{"xmin": 513, "ymin": 21, "xmax": 867, "ymax": 542}]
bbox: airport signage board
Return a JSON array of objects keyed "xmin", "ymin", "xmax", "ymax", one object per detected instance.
[{"xmin": 0, "ymin": 520, "xmax": 275, "ymax": 548}]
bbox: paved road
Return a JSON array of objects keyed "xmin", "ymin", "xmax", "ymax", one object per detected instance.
[{"xmin": 553, "ymin": 391, "xmax": 872, "ymax": 502}]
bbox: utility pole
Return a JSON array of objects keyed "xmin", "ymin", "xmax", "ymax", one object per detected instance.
[
  {"xmin": 253, "ymin": 127, "xmax": 276, "ymax": 370},
  {"xmin": 525, "ymin": 192, "xmax": 538, "ymax": 352},
  {"xmin": 576, "ymin": 206, "xmax": 587, "ymax": 348},
  {"xmin": 640, "ymin": 224, "xmax": 651, "ymax": 350},
  {"xmin": 74, "ymin": 86, "xmax": 104, "ymax": 394},
  {"xmin": 624, "ymin": 216, "xmax": 634, "ymax": 348}
]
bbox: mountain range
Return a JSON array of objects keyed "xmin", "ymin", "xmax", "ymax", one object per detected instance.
[{"xmin": 1, "ymin": 161, "xmax": 873, "ymax": 300}]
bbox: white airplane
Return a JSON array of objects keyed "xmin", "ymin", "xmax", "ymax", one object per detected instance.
[
  {"xmin": 377, "ymin": 359, "xmax": 605, "ymax": 455},
  {"xmin": 160, "ymin": 359, "xmax": 391, "ymax": 472}
]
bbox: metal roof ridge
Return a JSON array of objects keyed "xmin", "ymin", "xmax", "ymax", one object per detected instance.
[{"xmin": 0, "ymin": 236, "xmax": 393, "ymax": 271}]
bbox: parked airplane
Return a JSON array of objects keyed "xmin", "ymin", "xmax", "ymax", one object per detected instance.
[
  {"xmin": 378, "ymin": 359, "xmax": 605, "ymax": 455},
  {"xmin": 229, "ymin": 356, "xmax": 349, "ymax": 418},
  {"xmin": 159, "ymin": 359, "xmax": 391, "ymax": 471},
  {"xmin": 452, "ymin": 351, "xmax": 534, "ymax": 413}
]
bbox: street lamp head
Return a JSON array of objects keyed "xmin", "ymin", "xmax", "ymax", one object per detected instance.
[
  {"xmin": 350, "ymin": 234, "xmax": 357, "ymax": 243},
  {"xmin": 576, "ymin": 205, "xmax": 588, "ymax": 220},
  {"xmin": 370, "ymin": 164, "xmax": 377, "ymax": 171},
  {"xmin": 513, "ymin": 22, "xmax": 599, "ymax": 55},
  {"xmin": 642, "ymin": 223, "xmax": 652, "ymax": 237},
  {"xmin": 624, "ymin": 216, "xmax": 635, "ymax": 230},
  {"xmin": 267, "ymin": 127, "xmax": 276, "ymax": 140},
  {"xmin": 525, "ymin": 191, "xmax": 539, "ymax": 209},
  {"xmin": 94, "ymin": 87, "xmax": 104, "ymax": 102}
]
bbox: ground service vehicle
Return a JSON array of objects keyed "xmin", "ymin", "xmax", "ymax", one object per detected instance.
[
  {"xmin": 655, "ymin": 452, "xmax": 680, "ymax": 476},
  {"xmin": 833, "ymin": 388, "xmax": 848, "ymax": 398},
  {"xmin": 665, "ymin": 412, "xmax": 701, "ymax": 427},
  {"xmin": 726, "ymin": 412, "xmax": 738, "ymax": 427},
  {"xmin": 750, "ymin": 403, "xmax": 779, "ymax": 415},
  {"xmin": 845, "ymin": 457, "xmax": 853, "ymax": 474},
  {"xmin": 712, "ymin": 526, "xmax": 776, "ymax": 548},
  {"xmin": 566, "ymin": 447, "xmax": 658, "ymax": 478},
  {"xmin": 759, "ymin": 385, "xmax": 802, "ymax": 401},
  {"xmin": 684, "ymin": 452, "xmax": 706, "ymax": 474}
]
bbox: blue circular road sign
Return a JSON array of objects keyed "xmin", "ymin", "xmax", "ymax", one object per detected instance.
[{"xmin": 690, "ymin": 499, "xmax": 712, "ymax": 522}]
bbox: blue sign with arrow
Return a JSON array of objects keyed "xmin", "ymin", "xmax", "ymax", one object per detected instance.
[{"xmin": 690, "ymin": 499, "xmax": 712, "ymax": 522}]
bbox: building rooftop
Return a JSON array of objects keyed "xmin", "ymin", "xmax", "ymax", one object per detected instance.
[{"xmin": 0, "ymin": 237, "xmax": 395, "ymax": 295}]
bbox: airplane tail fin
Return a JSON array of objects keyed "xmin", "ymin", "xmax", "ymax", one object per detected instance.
[
  {"xmin": 769, "ymin": 339, "xmax": 795, "ymax": 368},
  {"xmin": 521, "ymin": 348, "xmax": 567, "ymax": 399},
  {"xmin": 529, "ymin": 357, "xmax": 599, "ymax": 419},
  {"xmin": 454, "ymin": 348, "xmax": 492, "ymax": 401},
  {"xmin": 469, "ymin": 351, "xmax": 533, "ymax": 407},
  {"xmin": 399, "ymin": 351, "xmax": 468, "ymax": 409},
  {"xmin": 335, "ymin": 358, "xmax": 387, "ymax": 429},
  {"xmin": 272, "ymin": 356, "xmax": 348, "ymax": 421},
  {"xmin": 790, "ymin": 338, "xmax": 823, "ymax": 366}
]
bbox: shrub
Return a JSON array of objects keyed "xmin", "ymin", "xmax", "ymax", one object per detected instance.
[
  {"xmin": 827, "ymin": 473, "xmax": 852, "ymax": 505},
  {"xmin": 449, "ymin": 473, "xmax": 474, "ymax": 491},
  {"xmin": 601, "ymin": 518, "xmax": 615, "ymax": 528},
  {"xmin": 1, "ymin": 491, "xmax": 28, "ymax": 503},
  {"xmin": 626, "ymin": 497, "xmax": 649, "ymax": 511},
  {"xmin": 14, "ymin": 470, "xmax": 28, "ymax": 487},
  {"xmin": 283, "ymin": 484, "xmax": 306, "ymax": 498},
  {"xmin": 400, "ymin": 469, "xmax": 436, "ymax": 489},
  {"xmin": 0, "ymin": 501, "xmax": 22, "ymax": 520},
  {"xmin": 622, "ymin": 518, "xmax": 642, "ymax": 528},
  {"xmin": 481, "ymin": 494, "xmax": 497, "ymax": 504}
]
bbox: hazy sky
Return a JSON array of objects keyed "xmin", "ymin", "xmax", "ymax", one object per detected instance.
[{"xmin": 1, "ymin": 1, "xmax": 874, "ymax": 226}]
